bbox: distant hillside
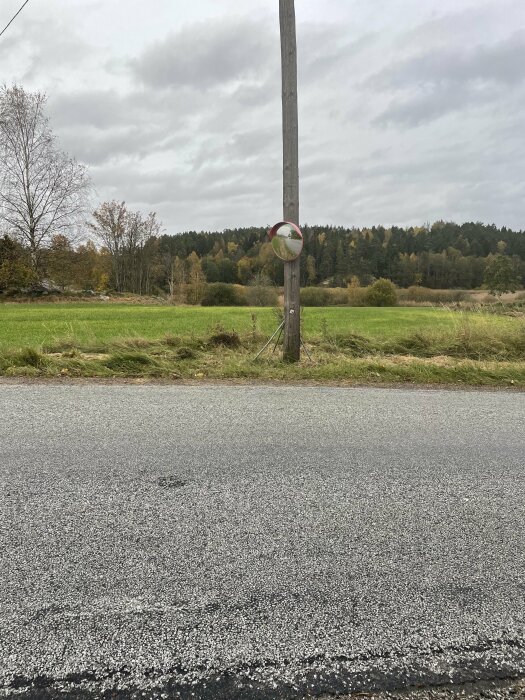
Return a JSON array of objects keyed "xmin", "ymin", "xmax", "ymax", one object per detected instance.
[{"xmin": 156, "ymin": 221, "xmax": 525, "ymax": 289}]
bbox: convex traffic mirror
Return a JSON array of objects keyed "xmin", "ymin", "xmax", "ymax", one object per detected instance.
[{"xmin": 268, "ymin": 221, "xmax": 303, "ymax": 261}]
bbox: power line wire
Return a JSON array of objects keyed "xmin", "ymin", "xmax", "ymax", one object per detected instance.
[{"xmin": 0, "ymin": 0, "xmax": 31, "ymax": 39}]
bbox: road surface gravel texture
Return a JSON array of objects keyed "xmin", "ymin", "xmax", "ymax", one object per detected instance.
[{"xmin": 0, "ymin": 384, "xmax": 524, "ymax": 699}]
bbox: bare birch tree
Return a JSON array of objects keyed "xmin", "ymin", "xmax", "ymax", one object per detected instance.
[
  {"xmin": 89, "ymin": 200, "xmax": 128, "ymax": 291},
  {"xmin": 0, "ymin": 85, "xmax": 90, "ymax": 272},
  {"xmin": 89, "ymin": 201, "xmax": 161, "ymax": 293}
]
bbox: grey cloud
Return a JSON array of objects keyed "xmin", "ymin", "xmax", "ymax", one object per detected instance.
[
  {"xmin": 48, "ymin": 87, "xmax": 208, "ymax": 166},
  {"xmin": 440, "ymin": 177, "xmax": 525, "ymax": 230},
  {"xmin": 191, "ymin": 79, "xmax": 281, "ymax": 147},
  {"xmin": 1, "ymin": 16, "xmax": 91, "ymax": 81},
  {"xmin": 48, "ymin": 91, "xmax": 130, "ymax": 129},
  {"xmin": 90, "ymin": 149, "xmax": 281, "ymax": 227},
  {"xmin": 191, "ymin": 127, "xmax": 279, "ymax": 172},
  {"xmin": 300, "ymin": 86, "xmax": 525, "ymax": 229},
  {"xmin": 375, "ymin": 76, "xmax": 525, "ymax": 127},
  {"xmin": 369, "ymin": 32, "xmax": 525, "ymax": 90},
  {"xmin": 299, "ymin": 26, "xmax": 378, "ymax": 82},
  {"xmin": 131, "ymin": 17, "xmax": 278, "ymax": 90},
  {"xmin": 228, "ymin": 128, "xmax": 278, "ymax": 160},
  {"xmin": 402, "ymin": 0, "xmax": 525, "ymax": 48},
  {"xmin": 92, "ymin": 157, "xmax": 275, "ymax": 204},
  {"xmin": 58, "ymin": 126, "xmax": 166, "ymax": 166},
  {"xmin": 373, "ymin": 84, "xmax": 500, "ymax": 127},
  {"xmin": 368, "ymin": 33, "xmax": 525, "ymax": 127},
  {"xmin": 48, "ymin": 87, "xmax": 205, "ymax": 130},
  {"xmin": 231, "ymin": 78, "xmax": 280, "ymax": 108},
  {"xmin": 301, "ymin": 155, "xmax": 364, "ymax": 183},
  {"xmin": 370, "ymin": 113, "xmax": 525, "ymax": 189},
  {"xmin": 0, "ymin": 31, "xmax": 20, "ymax": 62}
]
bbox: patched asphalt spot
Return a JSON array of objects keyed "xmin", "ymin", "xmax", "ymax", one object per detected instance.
[{"xmin": 157, "ymin": 476, "xmax": 187, "ymax": 489}]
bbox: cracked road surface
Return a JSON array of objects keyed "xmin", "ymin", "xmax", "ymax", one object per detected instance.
[{"xmin": 0, "ymin": 384, "xmax": 524, "ymax": 699}]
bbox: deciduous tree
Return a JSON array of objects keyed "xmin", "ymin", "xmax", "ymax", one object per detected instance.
[
  {"xmin": 89, "ymin": 201, "xmax": 161, "ymax": 293},
  {"xmin": 44, "ymin": 235, "xmax": 75, "ymax": 289},
  {"xmin": 88, "ymin": 201, "xmax": 127, "ymax": 291},
  {"xmin": 0, "ymin": 234, "xmax": 35, "ymax": 290},
  {"xmin": 0, "ymin": 85, "xmax": 90, "ymax": 273},
  {"xmin": 484, "ymin": 254, "xmax": 521, "ymax": 296},
  {"xmin": 187, "ymin": 252, "xmax": 206, "ymax": 304}
]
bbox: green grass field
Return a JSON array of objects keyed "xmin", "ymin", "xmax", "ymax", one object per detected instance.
[
  {"xmin": 0, "ymin": 303, "xmax": 517, "ymax": 350},
  {"xmin": 1, "ymin": 303, "xmax": 524, "ymax": 386}
]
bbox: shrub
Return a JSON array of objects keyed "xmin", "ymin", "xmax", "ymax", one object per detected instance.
[
  {"xmin": 208, "ymin": 330, "xmax": 241, "ymax": 348},
  {"xmin": 301, "ymin": 286, "xmax": 365, "ymax": 307},
  {"xmin": 347, "ymin": 287, "xmax": 368, "ymax": 306},
  {"xmin": 365, "ymin": 279, "xmax": 397, "ymax": 307},
  {"xmin": 0, "ymin": 287, "xmax": 21, "ymax": 298},
  {"xmin": 247, "ymin": 273, "xmax": 279, "ymax": 307},
  {"xmin": 201, "ymin": 283, "xmax": 247, "ymax": 306},
  {"xmin": 13, "ymin": 347, "xmax": 44, "ymax": 367},
  {"xmin": 300, "ymin": 287, "xmax": 331, "ymax": 306},
  {"xmin": 176, "ymin": 346, "xmax": 197, "ymax": 360},
  {"xmin": 162, "ymin": 333, "xmax": 179, "ymax": 347},
  {"xmin": 104, "ymin": 352, "xmax": 157, "ymax": 373},
  {"xmin": 4, "ymin": 365, "xmax": 40, "ymax": 377},
  {"xmin": 388, "ymin": 331, "xmax": 434, "ymax": 357},
  {"xmin": 484, "ymin": 254, "xmax": 521, "ymax": 296},
  {"xmin": 331, "ymin": 333, "xmax": 374, "ymax": 356},
  {"xmin": 329, "ymin": 288, "xmax": 349, "ymax": 305},
  {"xmin": 246, "ymin": 285, "xmax": 279, "ymax": 307},
  {"xmin": 397, "ymin": 287, "xmax": 468, "ymax": 304}
]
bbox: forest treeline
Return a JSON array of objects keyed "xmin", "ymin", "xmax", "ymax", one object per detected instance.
[{"xmin": 1, "ymin": 212, "xmax": 525, "ymax": 296}]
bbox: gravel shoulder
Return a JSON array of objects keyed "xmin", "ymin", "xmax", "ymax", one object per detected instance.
[
  {"xmin": 1, "ymin": 376, "xmax": 525, "ymax": 392},
  {"xmin": 335, "ymin": 676, "xmax": 525, "ymax": 699}
]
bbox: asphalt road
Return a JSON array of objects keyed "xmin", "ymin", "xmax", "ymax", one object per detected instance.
[{"xmin": 0, "ymin": 383, "xmax": 524, "ymax": 699}]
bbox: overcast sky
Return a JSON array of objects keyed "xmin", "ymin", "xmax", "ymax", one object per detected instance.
[{"xmin": 2, "ymin": 0, "xmax": 524, "ymax": 233}]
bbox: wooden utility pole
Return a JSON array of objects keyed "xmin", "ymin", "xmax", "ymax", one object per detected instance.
[{"xmin": 280, "ymin": 0, "xmax": 300, "ymax": 362}]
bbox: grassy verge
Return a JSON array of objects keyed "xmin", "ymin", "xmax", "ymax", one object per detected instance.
[
  {"xmin": 0, "ymin": 304, "xmax": 519, "ymax": 350},
  {"xmin": 0, "ymin": 306, "xmax": 524, "ymax": 387}
]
